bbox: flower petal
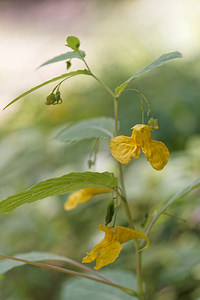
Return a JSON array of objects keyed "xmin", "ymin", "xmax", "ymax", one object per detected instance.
[
  {"xmin": 115, "ymin": 226, "xmax": 149, "ymax": 251},
  {"xmin": 144, "ymin": 140, "xmax": 169, "ymax": 171},
  {"xmin": 82, "ymin": 224, "xmax": 150, "ymax": 270},
  {"xmin": 94, "ymin": 241, "xmax": 122, "ymax": 270},
  {"xmin": 64, "ymin": 188, "xmax": 111, "ymax": 210},
  {"xmin": 98, "ymin": 224, "xmax": 116, "ymax": 241},
  {"xmin": 110, "ymin": 135, "xmax": 139, "ymax": 164},
  {"xmin": 132, "ymin": 124, "xmax": 151, "ymax": 147},
  {"xmin": 82, "ymin": 239, "xmax": 110, "ymax": 264},
  {"xmin": 64, "ymin": 190, "xmax": 91, "ymax": 210}
]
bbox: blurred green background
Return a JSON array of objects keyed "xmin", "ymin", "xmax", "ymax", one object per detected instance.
[{"xmin": 0, "ymin": 0, "xmax": 200, "ymax": 299}]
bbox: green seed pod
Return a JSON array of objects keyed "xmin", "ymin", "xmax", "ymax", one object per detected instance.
[
  {"xmin": 105, "ymin": 199, "xmax": 115, "ymax": 225},
  {"xmin": 45, "ymin": 93, "xmax": 56, "ymax": 105},
  {"xmin": 148, "ymin": 117, "xmax": 159, "ymax": 130}
]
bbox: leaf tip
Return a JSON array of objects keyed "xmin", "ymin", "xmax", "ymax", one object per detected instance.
[
  {"xmin": 3, "ymin": 104, "xmax": 9, "ymax": 110},
  {"xmin": 175, "ymin": 51, "xmax": 183, "ymax": 59},
  {"xmin": 36, "ymin": 64, "xmax": 43, "ymax": 70}
]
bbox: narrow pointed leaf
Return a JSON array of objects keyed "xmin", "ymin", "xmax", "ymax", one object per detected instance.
[
  {"xmin": 146, "ymin": 177, "xmax": 200, "ymax": 234},
  {"xmin": 4, "ymin": 70, "xmax": 90, "ymax": 110},
  {"xmin": 158, "ymin": 177, "xmax": 200, "ymax": 215},
  {"xmin": 0, "ymin": 172, "xmax": 118, "ymax": 213},
  {"xmin": 55, "ymin": 117, "xmax": 115, "ymax": 143},
  {"xmin": 39, "ymin": 50, "xmax": 86, "ymax": 68},
  {"xmin": 115, "ymin": 51, "xmax": 182, "ymax": 96}
]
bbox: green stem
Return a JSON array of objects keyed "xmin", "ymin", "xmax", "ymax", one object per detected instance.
[
  {"xmin": 114, "ymin": 98, "xmax": 145, "ymax": 300},
  {"xmin": 138, "ymin": 93, "xmax": 144, "ymax": 124},
  {"xmin": 137, "ymin": 253, "xmax": 145, "ymax": 300},
  {"xmin": 52, "ymin": 75, "xmax": 75, "ymax": 94},
  {"xmin": 0, "ymin": 253, "xmax": 138, "ymax": 298},
  {"xmin": 114, "ymin": 98, "xmax": 118, "ymax": 136},
  {"xmin": 79, "ymin": 51, "xmax": 115, "ymax": 100},
  {"xmin": 119, "ymin": 168, "xmax": 144, "ymax": 300},
  {"xmin": 80, "ymin": 55, "xmax": 145, "ymax": 299},
  {"xmin": 92, "ymin": 73, "xmax": 116, "ymax": 99}
]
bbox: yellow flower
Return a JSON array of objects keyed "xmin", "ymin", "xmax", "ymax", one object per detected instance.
[
  {"xmin": 110, "ymin": 124, "xmax": 169, "ymax": 170},
  {"xmin": 64, "ymin": 188, "xmax": 111, "ymax": 211},
  {"xmin": 82, "ymin": 224, "xmax": 149, "ymax": 270}
]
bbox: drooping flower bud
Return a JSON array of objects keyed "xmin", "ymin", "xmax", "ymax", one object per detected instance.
[
  {"xmin": 45, "ymin": 93, "xmax": 56, "ymax": 105},
  {"xmin": 45, "ymin": 91, "xmax": 62, "ymax": 105},
  {"xmin": 148, "ymin": 117, "xmax": 159, "ymax": 130},
  {"xmin": 55, "ymin": 90, "xmax": 62, "ymax": 104}
]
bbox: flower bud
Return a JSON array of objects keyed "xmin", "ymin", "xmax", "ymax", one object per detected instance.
[
  {"xmin": 148, "ymin": 117, "xmax": 159, "ymax": 130},
  {"xmin": 45, "ymin": 93, "xmax": 56, "ymax": 105},
  {"xmin": 55, "ymin": 90, "xmax": 63, "ymax": 104},
  {"xmin": 55, "ymin": 90, "xmax": 61, "ymax": 101}
]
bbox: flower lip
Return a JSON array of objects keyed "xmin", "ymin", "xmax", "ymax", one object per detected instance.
[
  {"xmin": 110, "ymin": 124, "xmax": 169, "ymax": 171},
  {"xmin": 82, "ymin": 224, "xmax": 149, "ymax": 270}
]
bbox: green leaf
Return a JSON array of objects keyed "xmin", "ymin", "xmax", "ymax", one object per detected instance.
[
  {"xmin": 115, "ymin": 51, "xmax": 182, "ymax": 96},
  {"xmin": 60, "ymin": 270, "xmax": 137, "ymax": 299},
  {"xmin": 147, "ymin": 177, "xmax": 200, "ymax": 232},
  {"xmin": 160, "ymin": 248, "xmax": 200, "ymax": 282},
  {"xmin": 158, "ymin": 177, "xmax": 200, "ymax": 216},
  {"xmin": 4, "ymin": 70, "xmax": 90, "ymax": 110},
  {"xmin": 115, "ymin": 82, "xmax": 129, "ymax": 97},
  {"xmin": 55, "ymin": 117, "xmax": 115, "ymax": 143},
  {"xmin": 0, "ymin": 172, "xmax": 117, "ymax": 213},
  {"xmin": 39, "ymin": 50, "xmax": 86, "ymax": 68},
  {"xmin": 66, "ymin": 36, "xmax": 80, "ymax": 51},
  {"xmin": 0, "ymin": 252, "xmax": 76, "ymax": 274}
]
